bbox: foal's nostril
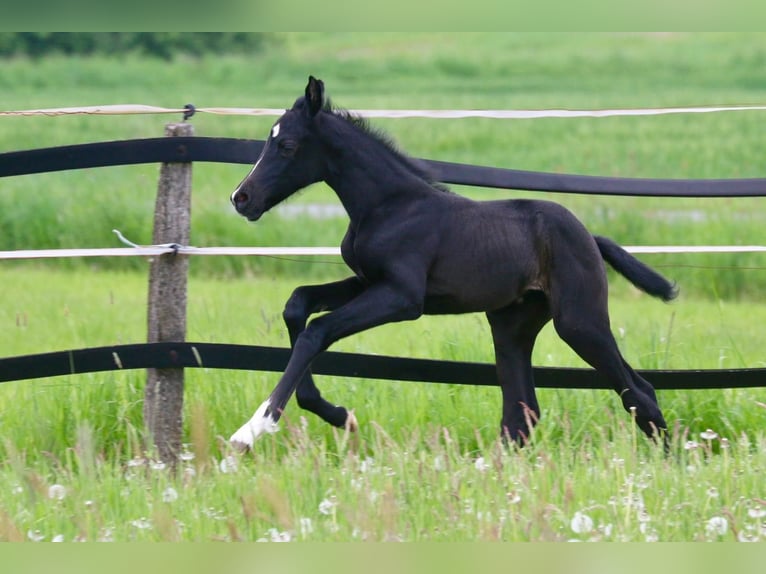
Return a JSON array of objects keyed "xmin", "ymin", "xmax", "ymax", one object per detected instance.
[{"xmin": 233, "ymin": 191, "xmax": 249, "ymax": 207}]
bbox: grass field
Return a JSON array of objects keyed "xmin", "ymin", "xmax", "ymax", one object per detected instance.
[
  {"xmin": 1, "ymin": 266, "xmax": 764, "ymax": 542},
  {"xmin": 1, "ymin": 33, "xmax": 765, "ymax": 542}
]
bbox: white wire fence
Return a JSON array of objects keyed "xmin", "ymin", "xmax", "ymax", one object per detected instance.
[
  {"xmin": 3, "ymin": 103, "xmax": 766, "ymax": 119},
  {"xmin": 3, "ymin": 242, "xmax": 766, "ymax": 261},
  {"xmin": 2, "ymin": 102, "xmax": 765, "ymax": 262}
]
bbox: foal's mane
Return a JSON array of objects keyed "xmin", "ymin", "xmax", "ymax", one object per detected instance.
[{"xmin": 323, "ymin": 100, "xmax": 449, "ymax": 191}]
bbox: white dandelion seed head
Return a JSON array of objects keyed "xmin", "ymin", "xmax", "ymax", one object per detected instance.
[
  {"xmin": 318, "ymin": 497, "xmax": 337, "ymax": 515},
  {"xmin": 179, "ymin": 450, "xmax": 195, "ymax": 462},
  {"xmin": 52, "ymin": 534, "xmax": 65, "ymax": 543},
  {"xmin": 706, "ymin": 487, "xmax": 720, "ymax": 499},
  {"xmin": 98, "ymin": 527, "xmax": 115, "ymax": 543},
  {"xmin": 127, "ymin": 457, "xmax": 145, "ymax": 468},
  {"xmin": 700, "ymin": 429, "xmax": 719, "ymax": 441},
  {"xmin": 684, "ymin": 440, "xmax": 700, "ymax": 451},
  {"xmin": 747, "ymin": 505, "xmax": 766, "ymax": 519},
  {"xmin": 622, "ymin": 494, "xmax": 645, "ymax": 510},
  {"xmin": 352, "ymin": 527, "xmax": 370, "ymax": 540},
  {"xmin": 162, "ymin": 487, "xmax": 179, "ymax": 503},
  {"xmin": 719, "ymin": 437, "xmax": 731, "ymax": 449},
  {"xmin": 299, "ymin": 517, "xmax": 314, "ymax": 536},
  {"xmin": 737, "ymin": 531, "xmax": 760, "ymax": 543},
  {"xmin": 202, "ymin": 507, "xmax": 225, "ymax": 520},
  {"xmin": 570, "ymin": 511, "xmax": 594, "ymax": 534},
  {"xmin": 268, "ymin": 528, "xmax": 292, "ymax": 542},
  {"xmin": 149, "ymin": 460, "xmax": 167, "ymax": 471},
  {"xmin": 130, "ymin": 517, "xmax": 152, "ymax": 530},
  {"xmin": 474, "ymin": 456, "xmax": 490, "ymax": 472},
  {"xmin": 644, "ymin": 529, "xmax": 659, "ymax": 542},
  {"xmin": 706, "ymin": 516, "xmax": 729, "ymax": 537},
  {"xmin": 219, "ymin": 455, "xmax": 239, "ymax": 474},
  {"xmin": 48, "ymin": 484, "xmax": 66, "ymax": 500},
  {"xmin": 359, "ymin": 457, "xmax": 375, "ymax": 473},
  {"xmin": 635, "ymin": 477, "xmax": 651, "ymax": 490},
  {"xmin": 507, "ymin": 491, "xmax": 521, "ymax": 504},
  {"xmin": 27, "ymin": 529, "xmax": 45, "ymax": 542}
]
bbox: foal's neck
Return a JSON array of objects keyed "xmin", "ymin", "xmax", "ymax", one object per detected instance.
[{"xmin": 321, "ymin": 114, "xmax": 434, "ymax": 222}]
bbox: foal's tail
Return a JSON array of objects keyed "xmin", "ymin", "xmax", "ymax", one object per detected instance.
[{"xmin": 594, "ymin": 236, "xmax": 679, "ymax": 302}]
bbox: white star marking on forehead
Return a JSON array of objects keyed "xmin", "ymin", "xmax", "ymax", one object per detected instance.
[{"xmin": 271, "ymin": 123, "xmax": 280, "ymax": 139}]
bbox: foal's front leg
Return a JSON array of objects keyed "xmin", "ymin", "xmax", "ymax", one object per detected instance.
[
  {"xmin": 282, "ymin": 277, "xmax": 364, "ymax": 428},
  {"xmin": 230, "ymin": 281, "xmax": 422, "ymax": 449}
]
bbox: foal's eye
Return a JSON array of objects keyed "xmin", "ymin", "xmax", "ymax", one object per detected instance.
[{"xmin": 277, "ymin": 139, "xmax": 297, "ymax": 157}]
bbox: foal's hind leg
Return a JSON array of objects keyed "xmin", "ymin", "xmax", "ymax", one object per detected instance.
[
  {"xmin": 282, "ymin": 277, "xmax": 365, "ymax": 428},
  {"xmin": 550, "ymin": 294, "xmax": 667, "ymax": 439},
  {"xmin": 486, "ymin": 291, "xmax": 551, "ymax": 445}
]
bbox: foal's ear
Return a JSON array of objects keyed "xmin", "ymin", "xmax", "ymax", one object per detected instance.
[{"xmin": 305, "ymin": 75, "xmax": 325, "ymax": 117}]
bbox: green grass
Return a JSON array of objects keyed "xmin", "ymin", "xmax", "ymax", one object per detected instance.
[
  {"xmin": 3, "ymin": 415, "xmax": 764, "ymax": 542},
  {"xmin": 1, "ymin": 266, "xmax": 765, "ymax": 541}
]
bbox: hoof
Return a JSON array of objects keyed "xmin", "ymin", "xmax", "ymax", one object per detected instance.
[
  {"xmin": 345, "ymin": 410, "xmax": 359, "ymax": 432},
  {"xmin": 229, "ymin": 400, "xmax": 279, "ymax": 449}
]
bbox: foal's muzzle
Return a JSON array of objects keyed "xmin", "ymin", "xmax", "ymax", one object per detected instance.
[{"xmin": 231, "ymin": 189, "xmax": 264, "ymax": 222}]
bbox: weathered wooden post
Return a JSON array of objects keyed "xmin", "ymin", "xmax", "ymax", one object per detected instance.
[{"xmin": 144, "ymin": 121, "xmax": 193, "ymax": 466}]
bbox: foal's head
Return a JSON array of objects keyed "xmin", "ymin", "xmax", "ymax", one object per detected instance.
[{"xmin": 231, "ymin": 76, "xmax": 328, "ymax": 221}]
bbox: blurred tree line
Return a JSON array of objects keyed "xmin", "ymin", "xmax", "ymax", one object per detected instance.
[{"xmin": 0, "ymin": 33, "xmax": 275, "ymax": 59}]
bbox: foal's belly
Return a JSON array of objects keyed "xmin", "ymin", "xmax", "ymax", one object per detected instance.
[
  {"xmin": 420, "ymin": 203, "xmax": 545, "ymax": 314},
  {"xmin": 424, "ymin": 266, "xmax": 537, "ymax": 314}
]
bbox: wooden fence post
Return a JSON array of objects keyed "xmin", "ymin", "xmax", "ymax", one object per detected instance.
[{"xmin": 144, "ymin": 122, "xmax": 193, "ymax": 466}]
